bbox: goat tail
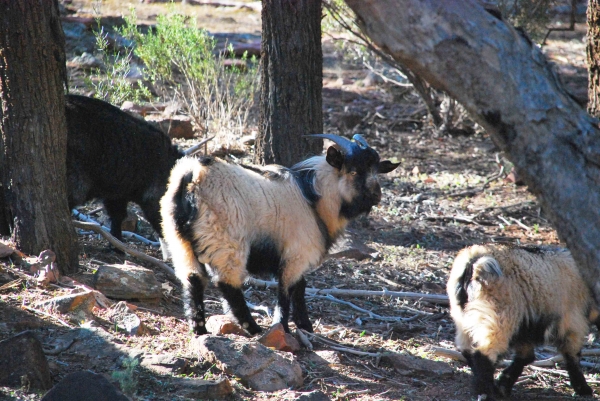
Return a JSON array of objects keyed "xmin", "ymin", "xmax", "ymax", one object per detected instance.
[
  {"xmin": 471, "ymin": 255, "xmax": 503, "ymax": 285},
  {"xmin": 160, "ymin": 157, "xmax": 205, "ymax": 282}
]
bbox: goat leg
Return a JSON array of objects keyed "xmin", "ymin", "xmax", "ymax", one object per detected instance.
[
  {"xmin": 218, "ymin": 281, "xmax": 262, "ymax": 335},
  {"xmin": 496, "ymin": 344, "xmax": 534, "ymax": 397},
  {"xmin": 273, "ymin": 280, "xmax": 293, "ymax": 333},
  {"xmin": 290, "ymin": 277, "xmax": 313, "ymax": 332},
  {"xmin": 471, "ymin": 351, "xmax": 498, "ymax": 401},
  {"xmin": 186, "ymin": 272, "xmax": 208, "ymax": 335},
  {"xmin": 563, "ymin": 352, "xmax": 593, "ymax": 396}
]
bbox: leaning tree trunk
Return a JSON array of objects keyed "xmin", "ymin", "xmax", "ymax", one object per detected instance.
[
  {"xmin": 588, "ymin": 0, "xmax": 600, "ymax": 116},
  {"xmin": 344, "ymin": 0, "xmax": 600, "ymax": 299},
  {"xmin": 0, "ymin": 0, "xmax": 79, "ymax": 274},
  {"xmin": 256, "ymin": 0, "xmax": 323, "ymax": 166}
]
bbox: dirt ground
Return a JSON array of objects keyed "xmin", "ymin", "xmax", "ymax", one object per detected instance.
[{"xmin": 0, "ymin": 1, "xmax": 597, "ymax": 400}]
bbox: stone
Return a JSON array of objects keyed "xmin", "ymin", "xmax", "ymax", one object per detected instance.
[
  {"xmin": 67, "ymin": 52, "xmax": 103, "ymax": 70},
  {"xmin": 258, "ymin": 323, "xmax": 301, "ymax": 353},
  {"xmin": 172, "ymin": 378, "xmax": 233, "ymax": 399},
  {"xmin": 36, "ymin": 291, "xmax": 96, "ymax": 315},
  {"xmin": 145, "ymin": 115, "xmax": 195, "ymax": 139},
  {"xmin": 381, "ymin": 352, "xmax": 454, "ymax": 378},
  {"xmin": 107, "ymin": 301, "xmax": 147, "ymax": 336},
  {"xmin": 41, "ymin": 371, "xmax": 129, "ymax": 401},
  {"xmin": 140, "ymin": 353, "xmax": 189, "ymax": 375},
  {"xmin": 304, "ymin": 350, "xmax": 342, "ymax": 366},
  {"xmin": 206, "ymin": 315, "xmax": 249, "ymax": 337},
  {"xmin": 0, "ymin": 241, "xmax": 16, "ymax": 258},
  {"xmin": 328, "ymin": 235, "xmax": 379, "ymax": 261},
  {"xmin": 296, "ymin": 390, "xmax": 331, "ymax": 401},
  {"xmin": 0, "ymin": 331, "xmax": 52, "ymax": 390},
  {"xmin": 93, "ymin": 263, "xmax": 162, "ymax": 301},
  {"xmin": 193, "ymin": 335, "xmax": 303, "ymax": 391},
  {"xmin": 120, "ymin": 211, "xmax": 138, "ymax": 233}
]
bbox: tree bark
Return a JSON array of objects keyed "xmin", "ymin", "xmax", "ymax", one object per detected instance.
[
  {"xmin": 256, "ymin": 0, "xmax": 323, "ymax": 166},
  {"xmin": 588, "ymin": 0, "xmax": 600, "ymax": 116},
  {"xmin": 0, "ymin": 0, "xmax": 79, "ymax": 274},
  {"xmin": 344, "ymin": 0, "xmax": 600, "ymax": 297}
]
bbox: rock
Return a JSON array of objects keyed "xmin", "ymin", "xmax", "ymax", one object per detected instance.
[
  {"xmin": 172, "ymin": 378, "xmax": 233, "ymax": 399},
  {"xmin": 145, "ymin": 115, "xmax": 195, "ymax": 139},
  {"xmin": 194, "ymin": 335, "xmax": 303, "ymax": 391},
  {"xmin": 206, "ymin": 315, "xmax": 249, "ymax": 337},
  {"xmin": 67, "ymin": 52, "xmax": 103, "ymax": 70},
  {"xmin": 41, "ymin": 371, "xmax": 129, "ymax": 401},
  {"xmin": 120, "ymin": 211, "xmax": 138, "ymax": 233},
  {"xmin": 107, "ymin": 301, "xmax": 147, "ymax": 336},
  {"xmin": 36, "ymin": 291, "xmax": 97, "ymax": 316},
  {"xmin": 0, "ymin": 241, "xmax": 16, "ymax": 258},
  {"xmin": 328, "ymin": 235, "xmax": 379, "ymax": 261},
  {"xmin": 258, "ymin": 323, "xmax": 301, "ymax": 353},
  {"xmin": 140, "ymin": 353, "xmax": 189, "ymax": 375},
  {"xmin": 223, "ymin": 58, "xmax": 247, "ymax": 71},
  {"xmin": 60, "ymin": 16, "xmax": 95, "ymax": 29},
  {"xmin": 304, "ymin": 350, "xmax": 342, "ymax": 366},
  {"xmin": 93, "ymin": 263, "xmax": 162, "ymax": 301},
  {"xmin": 381, "ymin": 352, "xmax": 454, "ymax": 378},
  {"xmin": 240, "ymin": 134, "xmax": 256, "ymax": 146},
  {"xmin": 296, "ymin": 390, "xmax": 331, "ymax": 401},
  {"xmin": 0, "ymin": 331, "xmax": 52, "ymax": 390}
]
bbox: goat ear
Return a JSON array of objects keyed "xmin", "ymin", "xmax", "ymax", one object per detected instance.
[
  {"xmin": 378, "ymin": 160, "xmax": 400, "ymax": 174},
  {"xmin": 326, "ymin": 146, "xmax": 344, "ymax": 170}
]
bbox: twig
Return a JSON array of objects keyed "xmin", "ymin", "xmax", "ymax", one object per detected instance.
[
  {"xmin": 72, "ymin": 221, "xmax": 177, "ymax": 281},
  {"xmin": 21, "ymin": 304, "xmax": 73, "ymax": 328},
  {"xmin": 296, "ymin": 329, "xmax": 313, "ymax": 350},
  {"xmin": 0, "ymin": 278, "xmax": 23, "ymax": 292},
  {"xmin": 309, "ymin": 294, "xmax": 421, "ymax": 322},
  {"xmin": 329, "ymin": 345, "xmax": 380, "ymax": 357},
  {"xmin": 72, "ymin": 210, "xmax": 159, "ymax": 247},
  {"xmin": 510, "ymin": 217, "xmax": 531, "ymax": 231},
  {"xmin": 424, "ymin": 215, "xmax": 483, "ymax": 226},
  {"xmin": 247, "ymin": 278, "xmax": 449, "ymax": 305}
]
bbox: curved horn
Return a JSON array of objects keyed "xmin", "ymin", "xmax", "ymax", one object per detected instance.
[
  {"xmin": 352, "ymin": 134, "xmax": 370, "ymax": 148},
  {"xmin": 305, "ymin": 134, "xmax": 354, "ymax": 154}
]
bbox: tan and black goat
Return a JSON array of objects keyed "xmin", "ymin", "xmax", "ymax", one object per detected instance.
[
  {"xmin": 160, "ymin": 134, "xmax": 399, "ymax": 335},
  {"xmin": 447, "ymin": 243, "xmax": 599, "ymax": 399}
]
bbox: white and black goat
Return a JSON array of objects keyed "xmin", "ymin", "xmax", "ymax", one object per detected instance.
[
  {"xmin": 447, "ymin": 243, "xmax": 599, "ymax": 399},
  {"xmin": 160, "ymin": 134, "xmax": 399, "ymax": 335}
]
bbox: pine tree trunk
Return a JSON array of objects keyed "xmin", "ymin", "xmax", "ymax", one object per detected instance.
[
  {"xmin": 255, "ymin": 0, "xmax": 323, "ymax": 166},
  {"xmin": 588, "ymin": 0, "xmax": 600, "ymax": 116},
  {"xmin": 0, "ymin": 0, "xmax": 79, "ymax": 274}
]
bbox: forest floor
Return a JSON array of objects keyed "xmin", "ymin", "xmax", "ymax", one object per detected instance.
[{"xmin": 0, "ymin": 1, "xmax": 597, "ymax": 400}]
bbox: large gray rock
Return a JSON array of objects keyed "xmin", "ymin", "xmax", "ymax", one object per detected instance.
[
  {"xmin": 93, "ymin": 263, "xmax": 162, "ymax": 301},
  {"xmin": 41, "ymin": 371, "xmax": 129, "ymax": 401},
  {"xmin": 0, "ymin": 331, "xmax": 52, "ymax": 390},
  {"xmin": 194, "ymin": 335, "xmax": 303, "ymax": 391}
]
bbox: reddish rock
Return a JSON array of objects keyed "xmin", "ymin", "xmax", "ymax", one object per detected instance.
[
  {"xmin": 36, "ymin": 291, "xmax": 97, "ymax": 315},
  {"xmin": 93, "ymin": 263, "xmax": 162, "ymax": 301},
  {"xmin": 145, "ymin": 115, "xmax": 195, "ymax": 139},
  {"xmin": 258, "ymin": 323, "xmax": 301, "ymax": 353},
  {"xmin": 206, "ymin": 315, "xmax": 249, "ymax": 337}
]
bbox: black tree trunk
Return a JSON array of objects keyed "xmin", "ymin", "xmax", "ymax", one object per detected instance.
[
  {"xmin": 256, "ymin": 0, "xmax": 324, "ymax": 166},
  {"xmin": 0, "ymin": 0, "xmax": 79, "ymax": 274}
]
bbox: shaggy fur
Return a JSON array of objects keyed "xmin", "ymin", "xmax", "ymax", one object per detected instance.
[
  {"xmin": 161, "ymin": 139, "xmax": 398, "ymax": 335},
  {"xmin": 66, "ymin": 95, "xmax": 183, "ymax": 243},
  {"xmin": 447, "ymin": 244, "xmax": 597, "ymax": 399}
]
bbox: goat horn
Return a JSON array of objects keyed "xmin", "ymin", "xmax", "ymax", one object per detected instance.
[
  {"xmin": 352, "ymin": 134, "xmax": 370, "ymax": 148},
  {"xmin": 305, "ymin": 134, "xmax": 354, "ymax": 155}
]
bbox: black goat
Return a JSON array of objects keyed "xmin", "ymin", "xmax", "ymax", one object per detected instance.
[
  {"xmin": 160, "ymin": 134, "xmax": 399, "ymax": 335},
  {"xmin": 66, "ymin": 94, "xmax": 183, "ymax": 244}
]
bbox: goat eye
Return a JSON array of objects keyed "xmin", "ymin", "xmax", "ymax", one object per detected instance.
[{"xmin": 350, "ymin": 171, "xmax": 357, "ymax": 176}]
